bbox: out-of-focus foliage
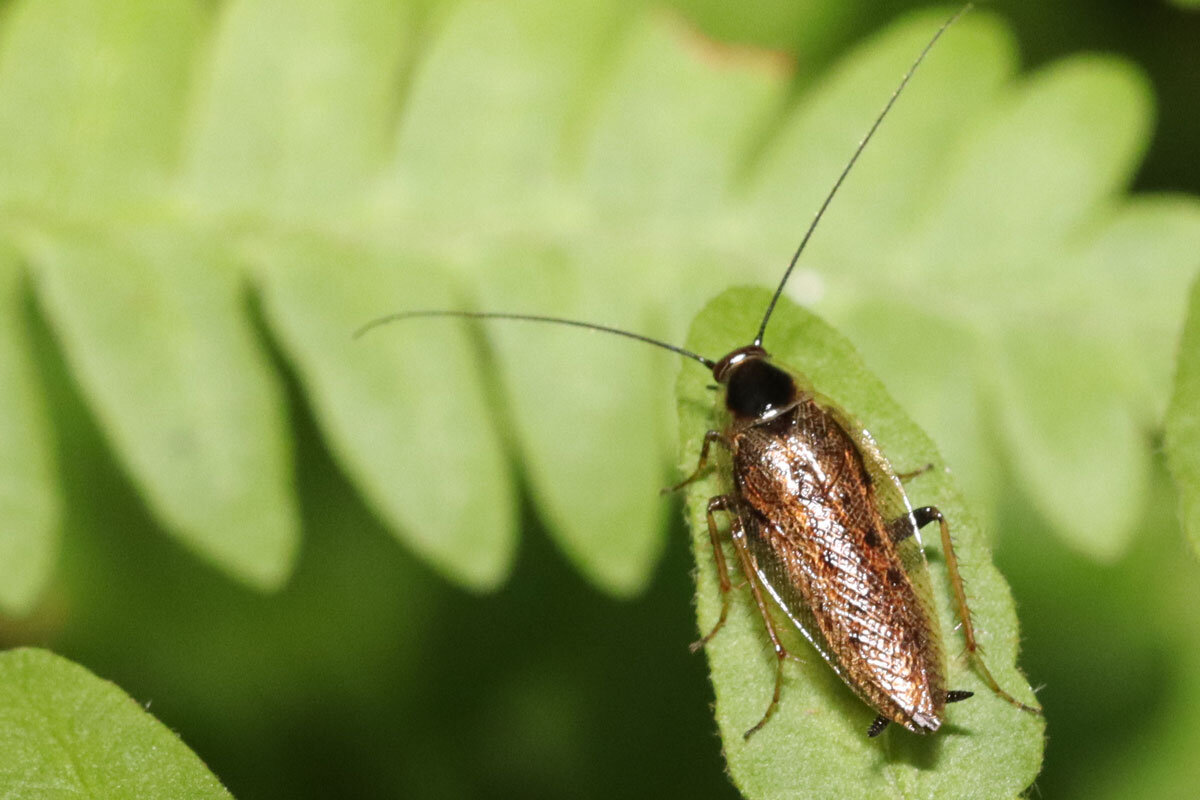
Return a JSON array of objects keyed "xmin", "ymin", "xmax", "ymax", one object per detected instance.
[
  {"xmin": 0, "ymin": 0, "xmax": 1197, "ymax": 798},
  {"xmin": 1167, "ymin": 276, "xmax": 1200, "ymax": 555},
  {"xmin": 0, "ymin": 649, "xmax": 230, "ymax": 799},
  {"xmin": 1, "ymin": 0, "xmax": 1196, "ymax": 602},
  {"xmin": 679, "ymin": 289, "xmax": 1042, "ymax": 798},
  {"xmin": 0, "ymin": 259, "xmax": 57, "ymax": 613}
]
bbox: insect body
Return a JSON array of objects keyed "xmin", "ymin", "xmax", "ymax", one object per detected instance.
[
  {"xmin": 675, "ymin": 344, "xmax": 999, "ymax": 738},
  {"xmin": 358, "ymin": 3, "xmax": 1039, "ymax": 740},
  {"xmin": 734, "ymin": 382, "xmax": 950, "ymax": 735}
]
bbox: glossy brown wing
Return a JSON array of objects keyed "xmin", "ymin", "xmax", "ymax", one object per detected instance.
[
  {"xmin": 732, "ymin": 397, "xmax": 947, "ymax": 732},
  {"xmin": 813, "ymin": 392, "xmax": 943, "ymax": 628}
]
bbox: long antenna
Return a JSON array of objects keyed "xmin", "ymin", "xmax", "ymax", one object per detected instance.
[
  {"xmin": 753, "ymin": 3, "xmax": 972, "ymax": 347},
  {"xmin": 355, "ymin": 309, "xmax": 717, "ymax": 370}
]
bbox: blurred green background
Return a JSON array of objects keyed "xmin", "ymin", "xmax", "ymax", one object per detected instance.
[{"xmin": 2, "ymin": 0, "xmax": 1199, "ymax": 797}]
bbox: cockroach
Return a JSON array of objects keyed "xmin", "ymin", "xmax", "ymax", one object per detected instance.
[{"xmin": 357, "ymin": 3, "xmax": 1041, "ymax": 739}]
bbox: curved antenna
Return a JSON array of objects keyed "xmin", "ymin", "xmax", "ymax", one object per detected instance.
[
  {"xmin": 355, "ymin": 309, "xmax": 717, "ymax": 370},
  {"xmin": 754, "ymin": 3, "xmax": 972, "ymax": 347}
]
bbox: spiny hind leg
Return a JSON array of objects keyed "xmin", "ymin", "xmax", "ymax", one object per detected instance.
[
  {"xmin": 885, "ymin": 503, "xmax": 935, "ymax": 544},
  {"xmin": 662, "ymin": 430, "xmax": 728, "ymax": 494},
  {"xmin": 690, "ymin": 495, "xmax": 737, "ymax": 652},
  {"xmin": 893, "ymin": 505, "xmax": 1042, "ymax": 716},
  {"xmin": 725, "ymin": 519, "xmax": 804, "ymax": 740}
]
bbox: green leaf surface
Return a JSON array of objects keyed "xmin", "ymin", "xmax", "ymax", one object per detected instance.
[
  {"xmin": 21, "ymin": 220, "xmax": 298, "ymax": 590},
  {"xmin": 472, "ymin": 248, "xmax": 673, "ymax": 594},
  {"xmin": 896, "ymin": 58, "xmax": 1156, "ymax": 560},
  {"xmin": 251, "ymin": 235, "xmax": 517, "ymax": 589},
  {"xmin": 0, "ymin": 0, "xmax": 200, "ymax": 210},
  {"xmin": 780, "ymin": 33, "xmax": 1200, "ymax": 560},
  {"xmin": 837, "ymin": 300, "xmax": 1000, "ymax": 525},
  {"xmin": 903, "ymin": 57, "xmax": 1150, "ymax": 274},
  {"xmin": 182, "ymin": 0, "xmax": 413, "ymax": 220},
  {"xmin": 678, "ymin": 288, "xmax": 1043, "ymax": 799},
  {"xmin": 0, "ymin": 257, "xmax": 59, "ymax": 614},
  {"xmin": 0, "ymin": 0, "xmax": 1193, "ymax": 604},
  {"xmin": 0, "ymin": 648, "xmax": 231, "ymax": 799},
  {"xmin": 1167, "ymin": 273, "xmax": 1200, "ymax": 556},
  {"xmin": 378, "ymin": 0, "xmax": 674, "ymax": 593},
  {"xmin": 993, "ymin": 328, "xmax": 1146, "ymax": 561},
  {"xmin": 747, "ymin": 11, "xmax": 1018, "ymax": 275}
]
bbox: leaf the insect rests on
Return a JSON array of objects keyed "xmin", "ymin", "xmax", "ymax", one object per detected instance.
[
  {"xmin": 677, "ymin": 288, "xmax": 1044, "ymax": 799},
  {"xmin": 1167, "ymin": 273, "xmax": 1200, "ymax": 556},
  {"xmin": 0, "ymin": 648, "xmax": 232, "ymax": 800}
]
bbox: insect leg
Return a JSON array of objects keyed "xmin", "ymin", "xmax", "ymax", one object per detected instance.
[
  {"xmin": 725, "ymin": 517, "xmax": 804, "ymax": 741},
  {"xmin": 662, "ymin": 430, "xmax": 728, "ymax": 494},
  {"xmin": 904, "ymin": 505, "xmax": 1043, "ymax": 716},
  {"xmin": 885, "ymin": 505, "xmax": 932, "ymax": 543},
  {"xmin": 895, "ymin": 462, "xmax": 934, "ymax": 482},
  {"xmin": 867, "ymin": 715, "xmax": 890, "ymax": 737},
  {"xmin": 690, "ymin": 495, "xmax": 738, "ymax": 653}
]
